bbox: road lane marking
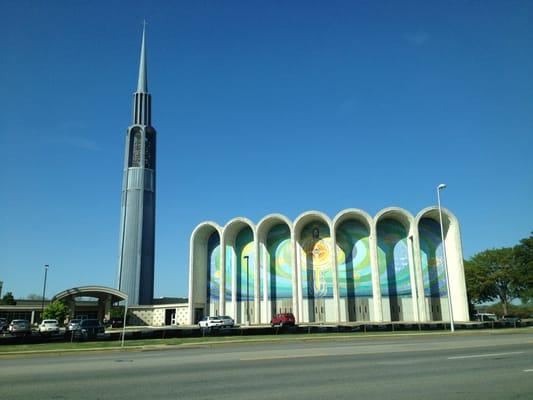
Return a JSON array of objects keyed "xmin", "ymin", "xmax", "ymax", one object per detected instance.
[
  {"xmin": 447, "ymin": 351, "xmax": 524, "ymax": 360},
  {"xmin": 523, "ymin": 369, "xmax": 533, "ymax": 372},
  {"xmin": 241, "ymin": 353, "xmax": 328, "ymax": 361}
]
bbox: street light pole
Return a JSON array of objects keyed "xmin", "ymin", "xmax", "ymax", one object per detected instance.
[
  {"xmin": 244, "ymin": 255, "xmax": 250, "ymax": 326},
  {"xmin": 41, "ymin": 264, "xmax": 49, "ymax": 320},
  {"xmin": 437, "ymin": 184, "xmax": 454, "ymax": 333}
]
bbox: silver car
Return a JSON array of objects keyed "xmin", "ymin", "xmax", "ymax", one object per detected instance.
[
  {"xmin": 9, "ymin": 319, "xmax": 32, "ymax": 335},
  {"xmin": 198, "ymin": 316, "xmax": 224, "ymax": 328},
  {"xmin": 66, "ymin": 319, "xmax": 82, "ymax": 332},
  {"xmin": 218, "ymin": 316, "xmax": 235, "ymax": 328}
]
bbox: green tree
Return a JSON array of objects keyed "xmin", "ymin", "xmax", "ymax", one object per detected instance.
[
  {"xmin": 110, "ymin": 306, "xmax": 125, "ymax": 319},
  {"xmin": 1, "ymin": 292, "xmax": 16, "ymax": 305},
  {"xmin": 42, "ymin": 300, "xmax": 69, "ymax": 324},
  {"xmin": 464, "ymin": 247, "xmax": 522, "ymax": 315},
  {"xmin": 514, "ymin": 232, "xmax": 533, "ymax": 303}
]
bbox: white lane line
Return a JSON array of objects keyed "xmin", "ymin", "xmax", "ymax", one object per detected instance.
[
  {"xmin": 524, "ymin": 369, "xmax": 533, "ymax": 372},
  {"xmin": 241, "ymin": 353, "xmax": 328, "ymax": 361},
  {"xmin": 448, "ymin": 351, "xmax": 524, "ymax": 360}
]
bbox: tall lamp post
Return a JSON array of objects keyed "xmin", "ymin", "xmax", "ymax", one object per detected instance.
[
  {"xmin": 41, "ymin": 264, "xmax": 50, "ymax": 320},
  {"xmin": 243, "ymin": 255, "xmax": 250, "ymax": 326},
  {"xmin": 437, "ymin": 184, "xmax": 454, "ymax": 333}
]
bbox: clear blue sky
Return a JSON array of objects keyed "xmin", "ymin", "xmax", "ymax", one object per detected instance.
[{"xmin": 2, "ymin": 1, "xmax": 532, "ymax": 299}]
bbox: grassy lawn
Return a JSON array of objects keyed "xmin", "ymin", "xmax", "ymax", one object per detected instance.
[{"xmin": 0, "ymin": 332, "xmax": 424, "ymax": 354}]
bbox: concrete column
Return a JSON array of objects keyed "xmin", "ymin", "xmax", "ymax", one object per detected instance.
[
  {"xmin": 448, "ymin": 221, "xmax": 470, "ymax": 322},
  {"xmin": 231, "ymin": 246, "xmax": 238, "ymax": 322},
  {"xmin": 31, "ymin": 310, "xmax": 35, "ymax": 324},
  {"xmin": 104, "ymin": 295, "xmax": 112, "ymax": 321},
  {"xmin": 254, "ymin": 237, "xmax": 260, "ymax": 324},
  {"xmin": 262, "ymin": 241, "xmax": 269, "ymax": 324},
  {"xmin": 412, "ymin": 229, "xmax": 427, "ymax": 321},
  {"xmin": 67, "ymin": 298, "xmax": 75, "ymax": 321},
  {"xmin": 330, "ymin": 227, "xmax": 341, "ymax": 323},
  {"xmin": 407, "ymin": 233, "xmax": 419, "ymax": 322},
  {"xmin": 294, "ymin": 238, "xmax": 303, "ymax": 323},
  {"xmin": 220, "ymin": 239, "xmax": 226, "ymax": 316},
  {"xmin": 97, "ymin": 298, "xmax": 104, "ymax": 321},
  {"xmin": 187, "ymin": 235, "xmax": 195, "ymax": 324},
  {"xmin": 369, "ymin": 227, "xmax": 383, "ymax": 321}
]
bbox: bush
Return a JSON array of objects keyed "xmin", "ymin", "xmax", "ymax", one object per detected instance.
[{"xmin": 42, "ymin": 300, "xmax": 69, "ymax": 324}]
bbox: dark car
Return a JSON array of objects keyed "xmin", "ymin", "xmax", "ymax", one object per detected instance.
[
  {"xmin": 108, "ymin": 318, "xmax": 124, "ymax": 328},
  {"xmin": 270, "ymin": 313, "xmax": 296, "ymax": 327},
  {"xmin": 0, "ymin": 318, "xmax": 8, "ymax": 332},
  {"xmin": 78, "ymin": 319, "xmax": 105, "ymax": 339},
  {"xmin": 501, "ymin": 315, "xmax": 521, "ymax": 325}
]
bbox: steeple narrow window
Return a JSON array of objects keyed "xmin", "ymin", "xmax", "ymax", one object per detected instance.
[
  {"xmin": 129, "ymin": 128, "xmax": 142, "ymax": 167},
  {"xmin": 144, "ymin": 130, "xmax": 154, "ymax": 169}
]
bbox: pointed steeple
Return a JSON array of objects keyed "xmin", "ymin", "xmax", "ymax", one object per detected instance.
[
  {"xmin": 132, "ymin": 22, "xmax": 152, "ymax": 126},
  {"xmin": 136, "ymin": 21, "xmax": 148, "ymax": 93}
]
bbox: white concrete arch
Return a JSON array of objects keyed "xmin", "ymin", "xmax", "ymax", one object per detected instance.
[
  {"xmin": 333, "ymin": 209, "xmax": 375, "ymax": 322},
  {"xmin": 333, "ymin": 208, "xmax": 373, "ymax": 231},
  {"xmin": 222, "ymin": 217, "xmax": 256, "ymax": 243},
  {"xmin": 293, "ymin": 211, "xmax": 337, "ymax": 323},
  {"xmin": 293, "ymin": 210, "xmax": 332, "ymax": 237},
  {"xmin": 415, "ymin": 206, "xmax": 459, "ymax": 232},
  {"xmin": 256, "ymin": 214, "xmax": 294, "ymax": 323},
  {"xmin": 373, "ymin": 207, "xmax": 417, "ymax": 322},
  {"xmin": 222, "ymin": 217, "xmax": 256, "ymax": 324},
  {"xmin": 374, "ymin": 207, "xmax": 414, "ymax": 230},
  {"xmin": 256, "ymin": 213, "xmax": 293, "ymax": 241},
  {"xmin": 188, "ymin": 221, "xmax": 222, "ymax": 324},
  {"xmin": 415, "ymin": 207, "xmax": 469, "ymax": 322}
]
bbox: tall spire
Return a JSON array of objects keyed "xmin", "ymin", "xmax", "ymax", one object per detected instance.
[
  {"xmin": 136, "ymin": 21, "xmax": 148, "ymax": 93},
  {"xmin": 118, "ymin": 22, "xmax": 157, "ymax": 305},
  {"xmin": 132, "ymin": 21, "xmax": 151, "ymax": 126}
]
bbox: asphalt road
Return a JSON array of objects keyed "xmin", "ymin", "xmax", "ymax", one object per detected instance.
[{"xmin": 1, "ymin": 331, "xmax": 532, "ymax": 399}]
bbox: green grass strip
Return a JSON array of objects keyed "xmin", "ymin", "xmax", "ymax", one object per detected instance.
[{"xmin": 0, "ymin": 328, "xmax": 529, "ymax": 356}]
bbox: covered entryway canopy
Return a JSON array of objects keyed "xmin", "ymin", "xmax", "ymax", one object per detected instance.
[{"xmin": 52, "ymin": 286, "xmax": 128, "ymax": 322}]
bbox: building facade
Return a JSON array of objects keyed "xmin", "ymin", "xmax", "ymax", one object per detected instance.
[
  {"xmin": 117, "ymin": 25, "xmax": 157, "ymax": 305},
  {"xmin": 188, "ymin": 207, "xmax": 469, "ymax": 325}
]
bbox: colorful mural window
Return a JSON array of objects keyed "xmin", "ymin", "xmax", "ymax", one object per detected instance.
[
  {"xmin": 236, "ymin": 227, "xmax": 254, "ymax": 301},
  {"xmin": 266, "ymin": 224, "xmax": 292, "ymax": 300},
  {"xmin": 300, "ymin": 222, "xmax": 333, "ymax": 299},
  {"xmin": 206, "ymin": 232, "xmax": 220, "ymax": 301},
  {"xmin": 419, "ymin": 218, "xmax": 447, "ymax": 297},
  {"xmin": 377, "ymin": 219, "xmax": 411, "ymax": 297},
  {"xmin": 225, "ymin": 244, "xmax": 232, "ymax": 301},
  {"xmin": 336, "ymin": 220, "xmax": 372, "ymax": 297}
]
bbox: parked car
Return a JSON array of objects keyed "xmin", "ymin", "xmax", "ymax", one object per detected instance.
[
  {"xmin": 218, "ymin": 316, "xmax": 235, "ymax": 328},
  {"xmin": 198, "ymin": 316, "xmax": 224, "ymax": 329},
  {"xmin": 270, "ymin": 313, "xmax": 296, "ymax": 327},
  {"xmin": 66, "ymin": 319, "xmax": 82, "ymax": 332},
  {"xmin": 109, "ymin": 318, "xmax": 124, "ymax": 328},
  {"xmin": 39, "ymin": 319, "xmax": 60, "ymax": 335},
  {"xmin": 474, "ymin": 313, "xmax": 497, "ymax": 322},
  {"xmin": 501, "ymin": 315, "xmax": 521, "ymax": 324},
  {"xmin": 8, "ymin": 319, "xmax": 32, "ymax": 335},
  {"xmin": 0, "ymin": 318, "xmax": 8, "ymax": 332},
  {"xmin": 78, "ymin": 319, "xmax": 105, "ymax": 339}
]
